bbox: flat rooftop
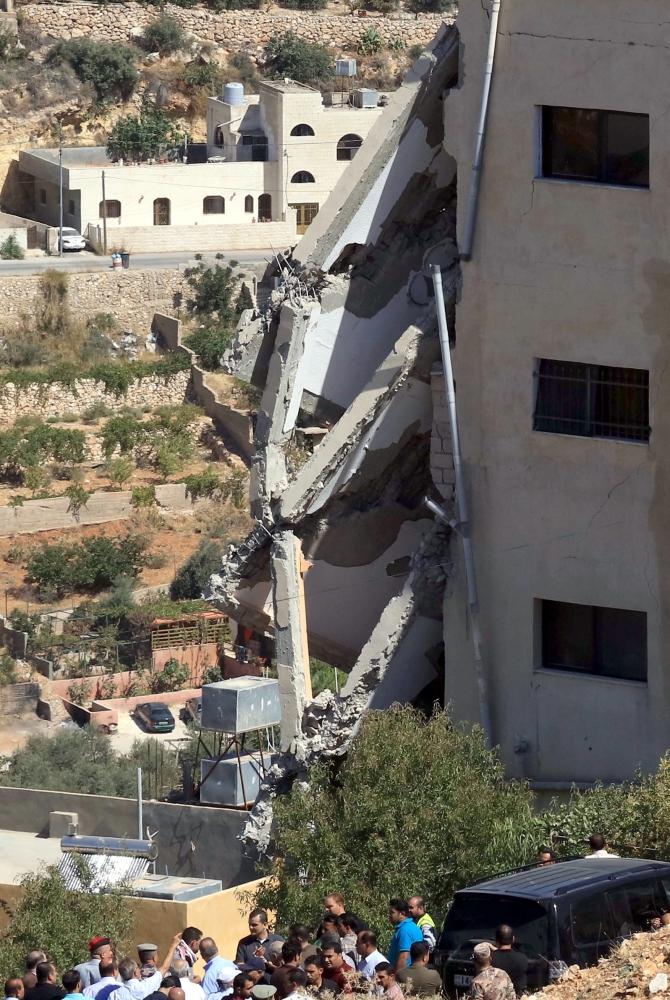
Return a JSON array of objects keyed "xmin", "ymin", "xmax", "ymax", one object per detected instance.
[
  {"xmin": 258, "ymin": 79, "xmax": 318, "ymax": 93},
  {"xmin": 0, "ymin": 829, "xmax": 62, "ymax": 884},
  {"xmin": 23, "ymin": 147, "xmax": 112, "ymax": 167}
]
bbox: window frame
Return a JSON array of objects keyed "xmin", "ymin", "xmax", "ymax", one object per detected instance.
[
  {"xmin": 540, "ymin": 599, "xmax": 648, "ymax": 683},
  {"xmin": 203, "ymin": 195, "xmax": 225, "ymax": 215},
  {"xmin": 291, "ymin": 171, "xmax": 315, "ymax": 184},
  {"xmin": 541, "ymin": 106, "xmax": 650, "ymax": 189},
  {"xmin": 337, "ymin": 133, "xmax": 363, "ymax": 161},
  {"xmin": 290, "ymin": 123, "xmax": 315, "ymax": 137},
  {"xmin": 244, "ymin": 195, "xmax": 254, "ymax": 213},
  {"xmin": 99, "ymin": 199, "xmax": 121, "ymax": 219},
  {"xmin": 533, "ymin": 358, "xmax": 650, "ymax": 443}
]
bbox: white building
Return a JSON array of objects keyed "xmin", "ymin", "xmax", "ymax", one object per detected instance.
[{"xmin": 17, "ymin": 78, "xmax": 383, "ymax": 251}]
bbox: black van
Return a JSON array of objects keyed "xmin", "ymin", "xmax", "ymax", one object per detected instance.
[{"xmin": 435, "ymin": 858, "xmax": 670, "ymax": 995}]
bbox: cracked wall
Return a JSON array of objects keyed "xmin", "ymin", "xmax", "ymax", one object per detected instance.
[{"xmin": 441, "ymin": 0, "xmax": 668, "ymax": 784}]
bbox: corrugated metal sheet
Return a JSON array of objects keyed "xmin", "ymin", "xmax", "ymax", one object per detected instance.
[{"xmin": 58, "ymin": 853, "xmax": 150, "ymax": 892}]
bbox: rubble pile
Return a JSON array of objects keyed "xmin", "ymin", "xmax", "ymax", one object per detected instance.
[{"xmin": 540, "ymin": 930, "xmax": 670, "ymax": 1000}]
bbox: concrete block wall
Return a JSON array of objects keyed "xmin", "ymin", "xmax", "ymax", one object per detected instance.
[
  {"xmin": 430, "ymin": 366, "xmax": 455, "ymax": 501},
  {"xmin": 87, "ymin": 221, "xmax": 297, "ymax": 254},
  {"xmin": 0, "ymin": 681, "xmax": 40, "ymax": 715}
]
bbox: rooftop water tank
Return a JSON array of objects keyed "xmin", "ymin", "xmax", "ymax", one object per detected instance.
[
  {"xmin": 223, "ymin": 82, "xmax": 244, "ymax": 106},
  {"xmin": 336, "ymin": 59, "xmax": 357, "ymax": 77}
]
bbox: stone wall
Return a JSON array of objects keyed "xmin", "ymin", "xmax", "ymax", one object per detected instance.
[
  {"xmin": 0, "ymin": 268, "xmax": 188, "ymax": 336},
  {"xmin": 86, "ymin": 219, "xmax": 296, "ymax": 254},
  {"xmin": 21, "ymin": 1, "xmax": 445, "ymax": 50},
  {"xmin": 0, "ymin": 368, "xmax": 190, "ymax": 423}
]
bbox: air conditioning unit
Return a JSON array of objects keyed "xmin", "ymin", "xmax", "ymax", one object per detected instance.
[
  {"xmin": 353, "ymin": 88, "xmax": 378, "ymax": 108},
  {"xmin": 336, "ymin": 59, "xmax": 357, "ymax": 77}
]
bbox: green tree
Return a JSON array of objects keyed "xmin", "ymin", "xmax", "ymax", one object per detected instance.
[
  {"xmin": 106, "ymin": 106, "xmax": 183, "ymax": 163},
  {"xmin": 248, "ymin": 706, "xmax": 540, "ymax": 947},
  {"xmin": 102, "ymin": 415, "xmax": 147, "ymax": 458},
  {"xmin": 105, "ymin": 457, "xmax": 136, "ymax": 489},
  {"xmin": 0, "ymin": 235, "xmax": 24, "ymax": 260},
  {"xmin": 0, "ymin": 860, "xmax": 135, "ymax": 982},
  {"xmin": 170, "ymin": 538, "xmax": 223, "ymax": 600},
  {"xmin": 265, "ymin": 32, "xmax": 334, "ymax": 84},
  {"xmin": 142, "ymin": 15, "xmax": 184, "ymax": 54},
  {"xmin": 46, "ymin": 39, "xmax": 138, "ymax": 101},
  {"xmin": 183, "ymin": 326, "xmax": 233, "ymax": 370},
  {"xmin": 186, "ymin": 260, "xmax": 241, "ymax": 325}
]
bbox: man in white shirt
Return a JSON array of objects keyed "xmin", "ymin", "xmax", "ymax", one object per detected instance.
[
  {"xmin": 587, "ymin": 834, "xmax": 619, "ymax": 858},
  {"xmin": 357, "ymin": 932, "xmax": 387, "ymax": 981},
  {"xmin": 83, "ymin": 963, "xmax": 120, "ymax": 1000},
  {"xmin": 115, "ymin": 937, "xmax": 182, "ymax": 1000},
  {"xmin": 282, "ymin": 970, "xmax": 306, "ymax": 1000},
  {"xmin": 168, "ymin": 961, "xmax": 205, "ymax": 1000}
]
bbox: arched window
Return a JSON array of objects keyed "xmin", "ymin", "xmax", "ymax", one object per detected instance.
[
  {"xmin": 258, "ymin": 194, "xmax": 272, "ymax": 221},
  {"xmin": 99, "ymin": 199, "xmax": 121, "ymax": 218},
  {"xmin": 153, "ymin": 198, "xmax": 170, "ymax": 226},
  {"xmin": 291, "ymin": 171, "xmax": 315, "ymax": 183},
  {"xmin": 245, "ymin": 195, "xmax": 254, "ymax": 213},
  {"xmin": 290, "ymin": 124, "xmax": 315, "ymax": 137},
  {"xmin": 203, "ymin": 196, "xmax": 225, "ymax": 215},
  {"xmin": 337, "ymin": 134, "xmax": 363, "ymax": 161}
]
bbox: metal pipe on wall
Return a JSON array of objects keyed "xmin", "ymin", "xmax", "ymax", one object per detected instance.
[
  {"xmin": 460, "ymin": 0, "xmax": 501, "ymax": 262},
  {"xmin": 430, "ymin": 265, "xmax": 492, "ymax": 748},
  {"xmin": 137, "ymin": 767, "xmax": 143, "ymax": 841}
]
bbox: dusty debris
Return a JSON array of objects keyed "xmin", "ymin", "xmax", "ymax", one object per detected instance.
[{"xmin": 538, "ymin": 929, "xmax": 670, "ymax": 1000}]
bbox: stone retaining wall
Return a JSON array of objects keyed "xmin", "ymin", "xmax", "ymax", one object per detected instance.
[
  {"xmin": 0, "ymin": 269, "xmax": 188, "ymax": 336},
  {"xmin": 0, "ymin": 368, "xmax": 190, "ymax": 423},
  {"xmin": 21, "ymin": 1, "xmax": 445, "ymax": 50},
  {"xmin": 86, "ymin": 219, "xmax": 296, "ymax": 254}
]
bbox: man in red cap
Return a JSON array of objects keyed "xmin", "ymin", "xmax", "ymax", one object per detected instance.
[{"xmin": 75, "ymin": 940, "xmax": 113, "ymax": 990}]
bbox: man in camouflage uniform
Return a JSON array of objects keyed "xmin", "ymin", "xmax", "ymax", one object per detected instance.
[{"xmin": 468, "ymin": 944, "xmax": 515, "ymax": 1000}]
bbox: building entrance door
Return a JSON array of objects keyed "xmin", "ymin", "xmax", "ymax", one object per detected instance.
[
  {"xmin": 153, "ymin": 198, "xmax": 171, "ymax": 225},
  {"xmin": 290, "ymin": 203, "xmax": 319, "ymax": 234}
]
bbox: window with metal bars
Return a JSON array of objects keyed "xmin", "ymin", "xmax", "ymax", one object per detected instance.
[
  {"xmin": 533, "ymin": 359, "xmax": 649, "ymax": 442},
  {"xmin": 542, "ymin": 599, "xmax": 647, "ymax": 682}
]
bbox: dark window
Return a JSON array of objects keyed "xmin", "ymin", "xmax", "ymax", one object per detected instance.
[
  {"xmin": 542, "ymin": 107, "xmax": 649, "ymax": 188},
  {"xmin": 291, "ymin": 171, "xmax": 315, "ymax": 183},
  {"xmin": 214, "ymin": 126, "xmax": 224, "ymax": 147},
  {"xmin": 440, "ymin": 894, "xmax": 549, "ymax": 964},
  {"xmin": 242, "ymin": 134, "xmax": 268, "ymax": 161},
  {"xmin": 570, "ymin": 896, "xmax": 616, "ymax": 948},
  {"xmin": 541, "ymin": 600, "xmax": 647, "ymax": 682},
  {"xmin": 67, "ymin": 200, "xmax": 75, "ymax": 216},
  {"xmin": 533, "ymin": 359, "xmax": 649, "ymax": 442},
  {"xmin": 203, "ymin": 195, "xmax": 225, "ymax": 214},
  {"xmin": 609, "ymin": 882, "xmax": 666, "ymax": 936},
  {"xmin": 291, "ymin": 123, "xmax": 315, "ymax": 137},
  {"xmin": 337, "ymin": 133, "xmax": 363, "ymax": 161},
  {"xmin": 245, "ymin": 195, "xmax": 254, "ymax": 213},
  {"xmin": 99, "ymin": 200, "xmax": 121, "ymax": 219},
  {"xmin": 258, "ymin": 193, "xmax": 271, "ymax": 220},
  {"xmin": 39, "ymin": 189, "xmax": 46, "ymax": 206}
]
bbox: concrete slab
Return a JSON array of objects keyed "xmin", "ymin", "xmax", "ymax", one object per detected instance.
[
  {"xmin": 113, "ymin": 707, "xmax": 191, "ymax": 755},
  {"xmin": 0, "ymin": 829, "xmax": 62, "ymax": 883}
]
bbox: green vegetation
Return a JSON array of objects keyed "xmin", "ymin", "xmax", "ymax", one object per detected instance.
[
  {"xmin": 358, "ymin": 26, "xmax": 384, "ymax": 55},
  {"xmin": 0, "ymin": 352, "xmax": 190, "ymax": 395},
  {"xmin": 279, "ymin": 0, "xmax": 327, "ymax": 12},
  {"xmin": 0, "ymin": 858, "xmax": 134, "ymax": 982},
  {"xmin": 0, "ymin": 725, "xmax": 180, "ymax": 798},
  {"xmin": 141, "ymin": 15, "xmax": 184, "ymax": 55},
  {"xmin": 0, "ymin": 653, "xmax": 17, "ymax": 686},
  {"xmin": 105, "ymin": 456, "xmax": 136, "ymax": 489},
  {"xmin": 101, "ymin": 403, "xmax": 202, "ymax": 480},
  {"xmin": 179, "ymin": 60, "xmax": 218, "ymax": 89},
  {"xmin": 183, "ymin": 259, "xmax": 246, "ymax": 370},
  {"xmin": 0, "ymin": 234, "xmax": 24, "ymax": 260},
  {"xmin": 183, "ymin": 326, "xmax": 233, "ymax": 370},
  {"xmin": 265, "ymin": 33, "xmax": 334, "ymax": 85},
  {"xmin": 106, "ymin": 105, "xmax": 183, "ymax": 163},
  {"xmin": 25, "ymin": 530, "xmax": 151, "ymax": 599},
  {"xmin": 46, "ymin": 38, "xmax": 138, "ymax": 101},
  {"xmin": 249, "ymin": 705, "xmax": 539, "ymax": 948},
  {"xmin": 170, "ymin": 538, "xmax": 223, "ymax": 600},
  {"xmin": 0, "ymin": 424, "xmax": 87, "ymax": 486},
  {"xmin": 406, "ymin": 0, "xmax": 455, "ymax": 12}
]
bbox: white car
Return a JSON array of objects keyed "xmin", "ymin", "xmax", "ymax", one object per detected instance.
[{"xmin": 58, "ymin": 227, "xmax": 86, "ymax": 251}]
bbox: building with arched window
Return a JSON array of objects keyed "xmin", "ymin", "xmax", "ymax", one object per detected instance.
[{"xmin": 18, "ymin": 77, "xmax": 382, "ymax": 249}]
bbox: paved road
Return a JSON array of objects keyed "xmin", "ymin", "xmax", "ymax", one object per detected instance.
[{"xmin": 0, "ymin": 249, "xmax": 275, "ymax": 275}]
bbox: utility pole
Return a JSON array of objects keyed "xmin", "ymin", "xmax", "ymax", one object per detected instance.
[
  {"xmin": 58, "ymin": 126, "xmax": 63, "ymax": 258},
  {"xmin": 101, "ymin": 170, "xmax": 108, "ymax": 255}
]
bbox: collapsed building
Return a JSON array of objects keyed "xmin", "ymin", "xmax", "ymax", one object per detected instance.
[{"xmin": 210, "ymin": 0, "xmax": 668, "ymax": 844}]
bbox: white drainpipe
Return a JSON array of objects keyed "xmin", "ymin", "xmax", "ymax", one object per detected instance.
[{"xmin": 460, "ymin": 0, "xmax": 502, "ymax": 262}]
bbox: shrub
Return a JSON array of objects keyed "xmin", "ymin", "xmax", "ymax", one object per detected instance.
[
  {"xmin": 228, "ymin": 52, "xmax": 260, "ymax": 89},
  {"xmin": 46, "ymin": 38, "xmax": 138, "ymax": 101},
  {"xmin": 388, "ymin": 36, "xmax": 405, "ymax": 51},
  {"xmin": 106, "ymin": 105, "xmax": 183, "ymax": 163},
  {"xmin": 170, "ymin": 538, "xmax": 223, "ymax": 599},
  {"xmin": 25, "ymin": 530, "xmax": 150, "ymax": 597},
  {"xmin": 82, "ymin": 401, "xmax": 114, "ymax": 424},
  {"xmin": 131, "ymin": 485, "xmax": 157, "ymax": 508},
  {"xmin": 358, "ymin": 26, "xmax": 384, "ymax": 55},
  {"xmin": 23, "ymin": 465, "xmax": 51, "ymax": 496},
  {"xmin": 408, "ymin": 43, "xmax": 424, "ymax": 59},
  {"xmin": 406, "ymin": 0, "xmax": 455, "ymax": 12},
  {"xmin": 142, "ymin": 15, "xmax": 184, "ymax": 54},
  {"xmin": 186, "ymin": 259, "xmax": 241, "ymax": 324},
  {"xmin": 183, "ymin": 325, "xmax": 232, "ymax": 370},
  {"xmin": 279, "ymin": 0, "xmax": 327, "ymax": 11},
  {"xmin": 64, "ymin": 483, "xmax": 91, "ymax": 517},
  {"xmin": 0, "ymin": 857, "xmax": 135, "ymax": 982},
  {"xmin": 0, "ymin": 234, "xmax": 24, "ymax": 260},
  {"xmin": 265, "ymin": 32, "xmax": 334, "ymax": 84},
  {"xmin": 66, "ymin": 679, "xmax": 91, "ymax": 706},
  {"xmin": 102, "ymin": 415, "xmax": 146, "ymax": 457},
  {"xmin": 105, "ymin": 456, "xmax": 136, "ymax": 489},
  {"xmin": 0, "ymin": 653, "xmax": 17, "ymax": 686},
  {"xmin": 248, "ymin": 705, "xmax": 540, "ymax": 944},
  {"xmin": 180, "ymin": 60, "xmax": 217, "ymax": 89},
  {"xmin": 179, "ymin": 465, "xmax": 222, "ymax": 500}
]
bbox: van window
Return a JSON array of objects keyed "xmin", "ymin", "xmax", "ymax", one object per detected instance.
[
  {"xmin": 441, "ymin": 894, "xmax": 549, "ymax": 961},
  {"xmin": 608, "ymin": 881, "xmax": 666, "ymax": 935},
  {"xmin": 570, "ymin": 895, "xmax": 616, "ymax": 946}
]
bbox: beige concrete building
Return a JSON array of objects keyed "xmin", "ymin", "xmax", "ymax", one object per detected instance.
[{"xmin": 17, "ymin": 78, "xmax": 382, "ymax": 251}]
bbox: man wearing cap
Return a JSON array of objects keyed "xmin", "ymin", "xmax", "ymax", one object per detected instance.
[
  {"xmin": 469, "ymin": 944, "xmax": 515, "ymax": 1000},
  {"xmin": 250, "ymin": 988, "xmax": 275, "ymax": 1000},
  {"xmin": 76, "ymin": 941, "xmax": 114, "ymax": 990},
  {"xmin": 235, "ymin": 962, "xmax": 268, "ymax": 989}
]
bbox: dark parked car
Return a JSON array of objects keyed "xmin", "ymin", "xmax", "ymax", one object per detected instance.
[
  {"xmin": 134, "ymin": 702, "xmax": 175, "ymax": 733},
  {"xmin": 180, "ymin": 697, "xmax": 202, "ymax": 724},
  {"xmin": 435, "ymin": 858, "xmax": 670, "ymax": 995}
]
